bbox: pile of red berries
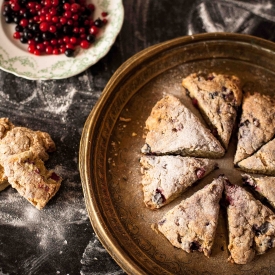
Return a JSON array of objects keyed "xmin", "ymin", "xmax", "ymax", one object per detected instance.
[{"xmin": 2, "ymin": 0, "xmax": 108, "ymax": 56}]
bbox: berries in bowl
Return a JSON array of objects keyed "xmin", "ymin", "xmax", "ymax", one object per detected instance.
[{"xmin": 2, "ymin": 0, "xmax": 108, "ymax": 57}]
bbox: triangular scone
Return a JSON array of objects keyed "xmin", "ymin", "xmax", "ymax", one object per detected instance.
[
  {"xmin": 140, "ymin": 155, "xmax": 218, "ymax": 209},
  {"xmin": 182, "ymin": 73, "xmax": 242, "ymax": 149},
  {"xmin": 234, "ymin": 92, "xmax": 275, "ymax": 164},
  {"xmin": 156, "ymin": 175, "xmax": 225, "ymax": 257},
  {"xmin": 243, "ymin": 174, "xmax": 275, "ymax": 208},
  {"xmin": 237, "ymin": 138, "xmax": 275, "ymax": 175},
  {"xmin": 4, "ymin": 151, "xmax": 62, "ymax": 210},
  {"xmin": 141, "ymin": 95, "xmax": 224, "ymax": 158},
  {"xmin": 224, "ymin": 180, "xmax": 275, "ymax": 264}
]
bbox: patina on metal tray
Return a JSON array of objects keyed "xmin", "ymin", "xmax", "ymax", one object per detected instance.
[{"xmin": 79, "ymin": 33, "xmax": 275, "ymax": 274}]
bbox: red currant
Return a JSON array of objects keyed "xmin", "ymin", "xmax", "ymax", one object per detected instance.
[
  {"xmin": 52, "ymin": 0, "xmax": 59, "ymax": 6},
  {"xmin": 20, "ymin": 18, "xmax": 29, "ymax": 27},
  {"xmin": 63, "ymin": 3, "xmax": 71, "ymax": 10},
  {"xmin": 64, "ymin": 10, "xmax": 72, "ymax": 18},
  {"xmin": 11, "ymin": 3, "xmax": 20, "ymax": 11},
  {"xmin": 33, "ymin": 49, "xmax": 41, "ymax": 55},
  {"xmin": 49, "ymin": 25, "xmax": 56, "ymax": 33},
  {"xmin": 52, "ymin": 16, "xmax": 59, "ymax": 23},
  {"xmin": 39, "ymin": 21, "xmax": 49, "ymax": 32},
  {"xmin": 28, "ymin": 44, "xmax": 35, "ymax": 53},
  {"xmin": 71, "ymin": 3, "xmax": 80, "ymax": 13},
  {"xmin": 59, "ymin": 17, "xmax": 67, "ymax": 25},
  {"xmin": 36, "ymin": 43, "xmax": 45, "ymax": 51},
  {"xmin": 69, "ymin": 37, "xmax": 77, "ymax": 44},
  {"xmin": 50, "ymin": 39, "xmax": 57, "ymax": 45},
  {"xmin": 89, "ymin": 25, "xmax": 98, "ymax": 35}
]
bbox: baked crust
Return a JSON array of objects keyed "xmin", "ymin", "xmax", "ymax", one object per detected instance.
[
  {"xmin": 141, "ymin": 95, "xmax": 225, "ymax": 158},
  {"xmin": 156, "ymin": 175, "xmax": 225, "ymax": 257},
  {"xmin": 3, "ymin": 151, "xmax": 62, "ymax": 210},
  {"xmin": 237, "ymin": 138, "xmax": 275, "ymax": 175},
  {"xmin": 182, "ymin": 73, "xmax": 242, "ymax": 149},
  {"xmin": 225, "ymin": 180, "xmax": 275, "ymax": 264},
  {"xmin": 243, "ymin": 174, "xmax": 275, "ymax": 208},
  {"xmin": 140, "ymin": 155, "xmax": 218, "ymax": 209},
  {"xmin": 0, "ymin": 126, "xmax": 56, "ymax": 163},
  {"xmin": 234, "ymin": 92, "xmax": 275, "ymax": 164}
]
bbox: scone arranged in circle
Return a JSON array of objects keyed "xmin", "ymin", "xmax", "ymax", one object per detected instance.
[
  {"xmin": 140, "ymin": 155, "xmax": 218, "ymax": 209},
  {"xmin": 141, "ymin": 95, "xmax": 224, "ymax": 158},
  {"xmin": 224, "ymin": 180, "xmax": 275, "ymax": 264},
  {"xmin": 237, "ymin": 138, "xmax": 275, "ymax": 175},
  {"xmin": 243, "ymin": 174, "xmax": 275, "ymax": 208},
  {"xmin": 234, "ymin": 92, "xmax": 275, "ymax": 165},
  {"xmin": 182, "ymin": 72, "xmax": 242, "ymax": 149},
  {"xmin": 0, "ymin": 118, "xmax": 62, "ymax": 209},
  {"xmin": 155, "ymin": 175, "xmax": 225, "ymax": 257}
]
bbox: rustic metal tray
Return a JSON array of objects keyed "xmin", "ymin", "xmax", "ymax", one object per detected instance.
[{"xmin": 79, "ymin": 33, "xmax": 275, "ymax": 274}]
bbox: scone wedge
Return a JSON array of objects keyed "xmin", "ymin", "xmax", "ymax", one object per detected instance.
[
  {"xmin": 243, "ymin": 174, "xmax": 275, "ymax": 208},
  {"xmin": 224, "ymin": 180, "xmax": 275, "ymax": 264},
  {"xmin": 3, "ymin": 151, "xmax": 62, "ymax": 210},
  {"xmin": 140, "ymin": 155, "xmax": 218, "ymax": 209},
  {"xmin": 237, "ymin": 138, "xmax": 275, "ymax": 175},
  {"xmin": 182, "ymin": 73, "xmax": 242, "ymax": 149},
  {"xmin": 234, "ymin": 92, "xmax": 275, "ymax": 165},
  {"xmin": 0, "ymin": 120, "xmax": 62, "ymax": 209},
  {"xmin": 141, "ymin": 95, "xmax": 224, "ymax": 158},
  {"xmin": 155, "ymin": 175, "xmax": 225, "ymax": 257}
]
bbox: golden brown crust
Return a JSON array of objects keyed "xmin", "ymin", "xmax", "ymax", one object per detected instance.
[
  {"xmin": 4, "ymin": 151, "xmax": 62, "ymax": 210},
  {"xmin": 141, "ymin": 95, "xmax": 225, "ymax": 158},
  {"xmin": 243, "ymin": 174, "xmax": 275, "ymax": 208},
  {"xmin": 182, "ymin": 73, "xmax": 242, "ymax": 149},
  {"xmin": 238, "ymin": 138, "xmax": 275, "ymax": 175},
  {"xmin": 0, "ymin": 127, "xmax": 56, "ymax": 163},
  {"xmin": 140, "ymin": 155, "xmax": 217, "ymax": 209},
  {"xmin": 0, "ymin": 117, "xmax": 15, "ymax": 139},
  {"xmin": 225, "ymin": 181, "xmax": 275, "ymax": 264},
  {"xmin": 234, "ymin": 92, "xmax": 275, "ymax": 164},
  {"xmin": 0, "ymin": 118, "xmax": 61, "ymax": 209}
]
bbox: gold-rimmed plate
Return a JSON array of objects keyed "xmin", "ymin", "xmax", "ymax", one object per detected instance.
[{"xmin": 79, "ymin": 33, "xmax": 275, "ymax": 274}]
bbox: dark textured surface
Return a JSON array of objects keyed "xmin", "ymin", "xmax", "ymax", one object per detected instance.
[{"xmin": 1, "ymin": 0, "xmax": 275, "ymax": 274}]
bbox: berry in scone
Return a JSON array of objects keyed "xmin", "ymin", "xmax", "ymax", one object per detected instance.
[
  {"xmin": 243, "ymin": 174, "xmax": 275, "ymax": 208},
  {"xmin": 182, "ymin": 73, "xmax": 242, "ymax": 149},
  {"xmin": 155, "ymin": 175, "xmax": 225, "ymax": 257},
  {"xmin": 140, "ymin": 155, "xmax": 218, "ymax": 209},
  {"xmin": 224, "ymin": 180, "xmax": 275, "ymax": 264},
  {"xmin": 237, "ymin": 138, "xmax": 275, "ymax": 175},
  {"xmin": 141, "ymin": 95, "xmax": 225, "ymax": 158},
  {"xmin": 234, "ymin": 92, "xmax": 275, "ymax": 165}
]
